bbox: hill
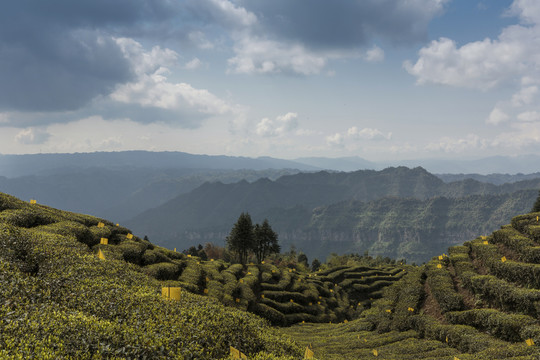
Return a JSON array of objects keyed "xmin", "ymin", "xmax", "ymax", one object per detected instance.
[
  {"xmin": 2, "ymin": 191, "xmax": 540, "ymax": 359},
  {"xmin": 126, "ymin": 167, "xmax": 540, "ymax": 263}
]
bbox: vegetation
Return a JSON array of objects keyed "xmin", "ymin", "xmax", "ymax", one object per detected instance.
[
  {"xmin": 532, "ymin": 189, "xmax": 540, "ymax": 212},
  {"xmin": 4, "ymin": 189, "xmax": 540, "ymax": 359}
]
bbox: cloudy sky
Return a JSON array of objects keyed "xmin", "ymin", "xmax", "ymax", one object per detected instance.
[{"xmin": 1, "ymin": 0, "xmax": 539, "ymax": 161}]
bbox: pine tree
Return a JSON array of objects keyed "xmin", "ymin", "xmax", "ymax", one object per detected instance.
[
  {"xmin": 253, "ymin": 219, "xmax": 280, "ymax": 264},
  {"xmin": 226, "ymin": 212, "xmax": 255, "ymax": 264},
  {"xmin": 533, "ymin": 190, "xmax": 540, "ymax": 213}
]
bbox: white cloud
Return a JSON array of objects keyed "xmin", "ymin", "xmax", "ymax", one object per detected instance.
[
  {"xmin": 487, "ymin": 107, "xmax": 510, "ymax": 125},
  {"xmin": 493, "ymin": 122, "xmax": 540, "ymax": 148},
  {"xmin": 110, "ymin": 38, "xmax": 237, "ymax": 122},
  {"xmin": 185, "ymin": 57, "xmax": 202, "ymax": 70},
  {"xmin": 326, "ymin": 133, "xmax": 344, "ymax": 147},
  {"xmin": 517, "ymin": 110, "xmax": 540, "ymax": 122},
  {"xmin": 206, "ymin": 0, "xmax": 257, "ymax": 27},
  {"xmin": 228, "ymin": 36, "xmax": 328, "ymax": 75},
  {"xmin": 347, "ymin": 126, "xmax": 392, "ymax": 140},
  {"xmin": 256, "ymin": 112, "xmax": 298, "ymax": 137},
  {"xmin": 15, "ymin": 128, "xmax": 51, "ymax": 145},
  {"xmin": 405, "ymin": 1, "xmax": 540, "ymax": 90},
  {"xmin": 426, "ymin": 134, "xmax": 486, "ymax": 153},
  {"xmin": 511, "ymin": 85, "xmax": 538, "ymax": 106},
  {"xmin": 363, "ymin": 46, "xmax": 385, "ymax": 63}
]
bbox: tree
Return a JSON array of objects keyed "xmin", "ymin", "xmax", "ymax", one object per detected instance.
[
  {"xmin": 311, "ymin": 258, "xmax": 321, "ymax": 272},
  {"xmin": 298, "ymin": 253, "xmax": 308, "ymax": 267},
  {"xmin": 533, "ymin": 190, "xmax": 540, "ymax": 213},
  {"xmin": 253, "ymin": 219, "xmax": 280, "ymax": 264},
  {"xmin": 226, "ymin": 212, "xmax": 255, "ymax": 264}
]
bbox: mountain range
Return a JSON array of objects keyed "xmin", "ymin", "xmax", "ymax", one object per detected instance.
[{"xmin": 125, "ymin": 167, "xmax": 540, "ymax": 264}]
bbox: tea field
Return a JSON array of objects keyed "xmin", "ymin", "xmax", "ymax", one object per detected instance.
[{"xmin": 1, "ymin": 191, "xmax": 540, "ymax": 359}]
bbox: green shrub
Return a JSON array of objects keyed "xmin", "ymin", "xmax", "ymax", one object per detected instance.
[{"xmin": 142, "ymin": 262, "xmax": 181, "ymax": 280}]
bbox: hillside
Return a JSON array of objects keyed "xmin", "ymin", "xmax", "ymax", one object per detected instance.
[
  {"xmin": 0, "ymin": 192, "xmax": 302, "ymax": 359},
  {"xmin": 2, "ymin": 192, "xmax": 540, "ymax": 359},
  {"xmin": 126, "ymin": 167, "xmax": 539, "ymax": 263}
]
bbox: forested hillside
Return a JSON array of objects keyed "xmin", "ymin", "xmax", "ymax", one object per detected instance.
[{"xmin": 126, "ymin": 167, "xmax": 539, "ymax": 263}]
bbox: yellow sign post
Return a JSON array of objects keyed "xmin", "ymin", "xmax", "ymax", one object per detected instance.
[
  {"xmin": 126, "ymin": 233, "xmax": 133, "ymax": 239},
  {"xmin": 98, "ymin": 249, "xmax": 105, "ymax": 260},
  {"xmin": 161, "ymin": 287, "xmax": 181, "ymax": 301},
  {"xmin": 526, "ymin": 338, "xmax": 535, "ymax": 346},
  {"xmin": 100, "ymin": 238, "xmax": 108, "ymax": 245},
  {"xmin": 501, "ymin": 256, "xmax": 507, "ymax": 263},
  {"xmin": 304, "ymin": 346, "xmax": 314, "ymax": 359},
  {"xmin": 29, "ymin": 199, "xmax": 37, "ymax": 204},
  {"xmin": 97, "ymin": 222, "xmax": 105, "ymax": 228}
]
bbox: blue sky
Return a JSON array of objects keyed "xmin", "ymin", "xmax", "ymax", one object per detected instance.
[{"xmin": 1, "ymin": 0, "xmax": 539, "ymax": 161}]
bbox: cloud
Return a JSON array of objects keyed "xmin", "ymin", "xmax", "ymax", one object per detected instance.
[
  {"xmin": 363, "ymin": 46, "xmax": 385, "ymax": 63},
  {"xmin": 347, "ymin": 126, "xmax": 392, "ymax": 140},
  {"xmin": 517, "ymin": 111, "xmax": 540, "ymax": 122},
  {"xmin": 109, "ymin": 38, "xmax": 237, "ymax": 126},
  {"xmin": 226, "ymin": 0, "xmax": 446, "ymax": 75},
  {"xmin": 185, "ymin": 57, "xmax": 203, "ymax": 70},
  {"xmin": 426, "ymin": 134, "xmax": 486, "ymax": 153},
  {"xmin": 256, "ymin": 112, "xmax": 298, "ymax": 137},
  {"xmin": 0, "ymin": 0, "xmax": 186, "ymax": 112},
  {"xmin": 327, "ymin": 126, "xmax": 391, "ymax": 148},
  {"xmin": 405, "ymin": 1, "xmax": 540, "ymax": 90},
  {"xmin": 511, "ymin": 85, "xmax": 538, "ymax": 106},
  {"xmin": 15, "ymin": 128, "xmax": 51, "ymax": 145},
  {"xmin": 486, "ymin": 107, "xmax": 510, "ymax": 125}
]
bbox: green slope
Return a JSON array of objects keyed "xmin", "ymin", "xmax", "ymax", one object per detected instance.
[{"xmin": 0, "ymin": 192, "xmax": 302, "ymax": 359}]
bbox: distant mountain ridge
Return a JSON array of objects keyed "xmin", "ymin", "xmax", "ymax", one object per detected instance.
[{"xmin": 125, "ymin": 167, "xmax": 540, "ymax": 263}]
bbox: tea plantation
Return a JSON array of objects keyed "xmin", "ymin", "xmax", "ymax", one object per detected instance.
[{"xmin": 2, "ymin": 191, "xmax": 540, "ymax": 359}]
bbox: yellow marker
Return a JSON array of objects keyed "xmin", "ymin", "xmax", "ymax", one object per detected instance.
[
  {"xmin": 126, "ymin": 233, "xmax": 133, "ymax": 239},
  {"xmin": 247, "ymin": 272, "xmax": 251, "ymax": 275},
  {"xmin": 318, "ymin": 301, "xmax": 321, "ymax": 305},
  {"xmin": 302, "ymin": 320, "xmax": 305, "ymax": 324},
  {"xmin": 330, "ymin": 289, "xmax": 333, "ymax": 293},
  {"xmin": 526, "ymin": 338, "xmax": 535, "ymax": 346},
  {"xmin": 203, "ymin": 289, "xmax": 209, "ymax": 294},
  {"xmin": 319, "ymin": 296, "xmax": 322, "ymax": 299},
  {"xmin": 304, "ymin": 346, "xmax": 314, "ymax": 359},
  {"xmin": 483, "ymin": 240, "xmax": 488, "ymax": 245},
  {"xmin": 537, "ymin": 216, "xmax": 539, "ymax": 222},
  {"xmin": 174, "ymin": 248, "xmax": 176, "ymax": 252},
  {"xmin": 97, "ymin": 222, "xmax": 105, "ymax": 228},
  {"xmin": 29, "ymin": 199, "xmax": 37, "ymax": 204},
  {"xmin": 211, "ymin": 259, "xmax": 214, "ymax": 261},
  {"xmin": 239, "ymin": 279, "xmax": 244, "ymax": 284},
  {"xmin": 261, "ymin": 294, "xmax": 265, "ymax": 298},
  {"xmin": 438, "ymin": 255, "xmax": 443, "ymax": 260},
  {"xmin": 97, "ymin": 249, "xmax": 105, "ymax": 260},
  {"xmin": 386, "ymin": 309, "xmax": 392, "ymax": 313},
  {"xmin": 335, "ymin": 283, "xmax": 338, "ymax": 287},
  {"xmin": 197, "ymin": 261, "xmax": 200, "ymax": 265},
  {"xmin": 309, "ymin": 302, "xmax": 312, "ymax": 306},
  {"xmin": 408, "ymin": 307, "xmax": 414, "ymax": 312},
  {"xmin": 454, "ymin": 357, "xmax": 460, "ymax": 360},
  {"xmin": 187, "ymin": 254, "xmax": 192, "ymax": 258},
  {"xmin": 501, "ymin": 256, "xmax": 507, "ymax": 263},
  {"xmin": 437, "ymin": 264, "xmax": 442, "ymax": 269},
  {"xmin": 261, "ymin": 261, "xmax": 265, "ymax": 264},
  {"xmin": 116, "ymin": 223, "xmax": 119, "ymax": 226},
  {"xmin": 161, "ymin": 287, "xmax": 181, "ymax": 301},
  {"xmin": 272, "ymin": 270, "xmax": 275, "ymax": 273},
  {"xmin": 446, "ymin": 336, "xmax": 448, "ymax": 343},
  {"xmin": 100, "ymin": 238, "xmax": 108, "ymax": 245},
  {"xmin": 290, "ymin": 299, "xmax": 294, "ymax": 303},
  {"xmin": 344, "ymin": 319, "xmax": 348, "ymax": 323},
  {"xmin": 206, "ymin": 277, "xmax": 210, "ymax": 282},
  {"xmin": 230, "ymin": 346, "xmax": 241, "ymax": 359},
  {"xmin": 235, "ymin": 298, "xmax": 240, "ymax": 303},
  {"xmin": 373, "ymin": 349, "xmax": 378, "ymax": 357},
  {"xmin": 289, "ymin": 269, "xmax": 292, "ymax": 273}
]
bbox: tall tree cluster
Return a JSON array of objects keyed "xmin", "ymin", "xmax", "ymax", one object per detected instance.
[
  {"xmin": 533, "ymin": 190, "xmax": 540, "ymax": 213},
  {"xmin": 226, "ymin": 213, "xmax": 280, "ymax": 264}
]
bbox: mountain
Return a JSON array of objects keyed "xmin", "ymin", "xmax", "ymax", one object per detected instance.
[
  {"xmin": 436, "ymin": 172, "xmax": 540, "ymax": 185},
  {"xmin": 293, "ymin": 156, "xmax": 377, "ymax": 171},
  {"xmin": 0, "ymin": 166, "xmax": 302, "ymax": 222},
  {"xmin": 0, "ymin": 150, "xmax": 317, "ymax": 178},
  {"xmin": 126, "ymin": 167, "xmax": 540, "ymax": 263}
]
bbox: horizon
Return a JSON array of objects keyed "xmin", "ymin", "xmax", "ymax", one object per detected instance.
[{"xmin": 2, "ymin": 1, "xmax": 540, "ymax": 161}]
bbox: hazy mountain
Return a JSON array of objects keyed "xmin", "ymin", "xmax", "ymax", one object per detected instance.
[
  {"xmin": 125, "ymin": 167, "xmax": 540, "ymax": 263},
  {"xmin": 292, "ymin": 156, "xmax": 376, "ymax": 171},
  {"xmin": 0, "ymin": 151, "xmax": 317, "ymax": 178},
  {"xmin": 436, "ymin": 172, "xmax": 540, "ymax": 185}
]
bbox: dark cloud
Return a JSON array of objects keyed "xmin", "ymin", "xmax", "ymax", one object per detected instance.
[
  {"xmin": 0, "ymin": 0, "xmax": 179, "ymax": 112},
  {"xmin": 238, "ymin": 0, "xmax": 446, "ymax": 49}
]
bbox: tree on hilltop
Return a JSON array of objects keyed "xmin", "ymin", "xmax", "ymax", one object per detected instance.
[
  {"xmin": 254, "ymin": 219, "xmax": 280, "ymax": 263},
  {"xmin": 533, "ymin": 190, "xmax": 540, "ymax": 213},
  {"xmin": 226, "ymin": 212, "xmax": 255, "ymax": 265}
]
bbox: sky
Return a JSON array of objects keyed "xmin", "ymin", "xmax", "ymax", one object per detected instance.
[{"xmin": 1, "ymin": 0, "xmax": 540, "ymax": 161}]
